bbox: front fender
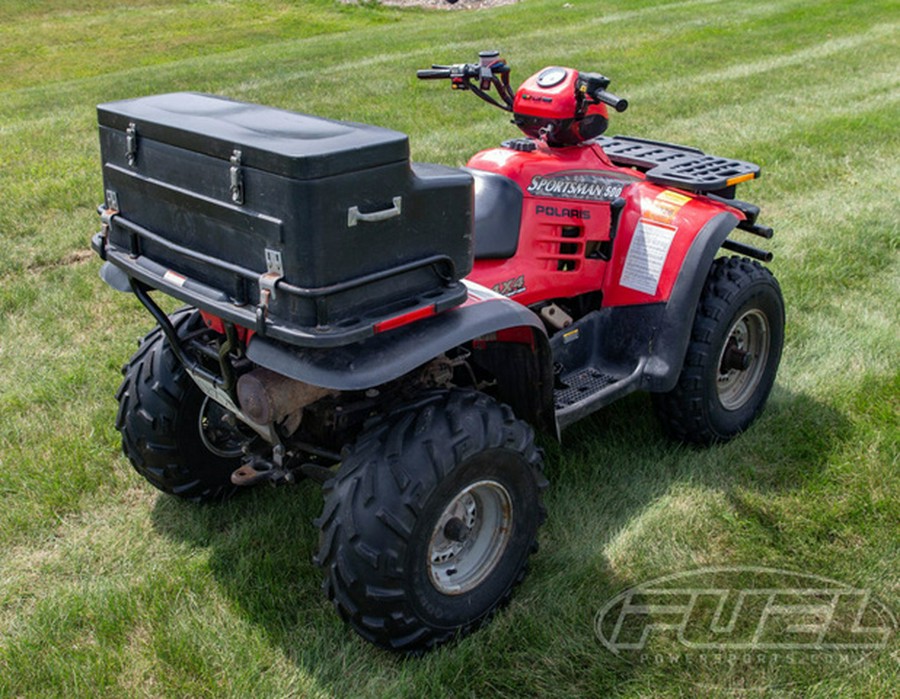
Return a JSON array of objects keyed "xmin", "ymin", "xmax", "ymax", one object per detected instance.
[
  {"xmin": 641, "ymin": 211, "xmax": 739, "ymax": 391},
  {"xmin": 246, "ymin": 281, "xmax": 550, "ymax": 392}
]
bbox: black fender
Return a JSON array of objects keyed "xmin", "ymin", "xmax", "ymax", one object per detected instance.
[
  {"xmin": 548, "ymin": 211, "xmax": 740, "ymax": 433},
  {"xmin": 246, "ymin": 282, "xmax": 555, "ymax": 428},
  {"xmin": 641, "ymin": 211, "xmax": 739, "ymax": 391}
]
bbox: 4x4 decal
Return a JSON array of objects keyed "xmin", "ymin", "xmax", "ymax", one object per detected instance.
[{"xmin": 492, "ymin": 274, "xmax": 526, "ymax": 297}]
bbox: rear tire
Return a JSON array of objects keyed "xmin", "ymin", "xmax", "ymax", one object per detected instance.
[
  {"xmin": 116, "ymin": 309, "xmax": 249, "ymax": 501},
  {"xmin": 314, "ymin": 389, "xmax": 547, "ymax": 652},
  {"xmin": 653, "ymin": 256, "xmax": 785, "ymax": 445}
]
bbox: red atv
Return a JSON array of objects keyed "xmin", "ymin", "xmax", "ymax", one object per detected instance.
[{"xmin": 93, "ymin": 51, "xmax": 784, "ymax": 652}]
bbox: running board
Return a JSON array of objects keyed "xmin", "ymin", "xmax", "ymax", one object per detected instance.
[{"xmin": 554, "ymin": 361, "xmax": 645, "ymax": 431}]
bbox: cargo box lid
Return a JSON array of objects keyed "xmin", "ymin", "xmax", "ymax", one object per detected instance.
[{"xmin": 97, "ymin": 92, "xmax": 409, "ymax": 180}]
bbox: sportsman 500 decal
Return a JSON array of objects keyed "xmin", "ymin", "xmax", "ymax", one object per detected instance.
[{"xmin": 527, "ymin": 171, "xmax": 637, "ymax": 202}]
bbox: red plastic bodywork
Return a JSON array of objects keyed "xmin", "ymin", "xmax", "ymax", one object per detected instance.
[
  {"xmin": 204, "ymin": 139, "xmax": 745, "ymax": 342},
  {"xmin": 201, "ymin": 311, "xmax": 252, "ymax": 340},
  {"xmin": 513, "ymin": 67, "xmax": 608, "ymax": 123},
  {"xmin": 466, "ymin": 141, "xmax": 744, "ymax": 309}
]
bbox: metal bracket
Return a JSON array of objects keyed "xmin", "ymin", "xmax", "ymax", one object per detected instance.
[
  {"xmin": 230, "ymin": 445, "xmax": 294, "ymax": 487},
  {"xmin": 184, "ymin": 365, "xmax": 278, "ymax": 443},
  {"xmin": 99, "ymin": 191, "xmax": 120, "ymax": 246},
  {"xmin": 540, "ymin": 303, "xmax": 573, "ymax": 331},
  {"xmin": 257, "ymin": 248, "xmax": 284, "ymax": 324},
  {"xmin": 125, "ymin": 123, "xmax": 138, "ymax": 167},
  {"xmin": 230, "ymin": 149, "xmax": 244, "ymax": 205},
  {"xmin": 100, "ymin": 202, "xmax": 118, "ymax": 227}
]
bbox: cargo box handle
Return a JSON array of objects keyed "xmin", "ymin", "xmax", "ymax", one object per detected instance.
[{"xmin": 347, "ymin": 196, "xmax": 402, "ymax": 227}]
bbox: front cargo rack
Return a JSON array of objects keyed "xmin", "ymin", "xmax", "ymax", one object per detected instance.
[{"xmin": 596, "ymin": 135, "xmax": 760, "ymax": 194}]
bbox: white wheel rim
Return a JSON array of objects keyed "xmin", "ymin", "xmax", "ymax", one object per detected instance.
[
  {"xmin": 716, "ymin": 309, "xmax": 770, "ymax": 411},
  {"xmin": 427, "ymin": 479, "xmax": 513, "ymax": 595}
]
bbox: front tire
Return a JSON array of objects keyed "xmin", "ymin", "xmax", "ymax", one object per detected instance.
[
  {"xmin": 653, "ymin": 256, "xmax": 785, "ymax": 445},
  {"xmin": 314, "ymin": 390, "xmax": 547, "ymax": 652},
  {"xmin": 116, "ymin": 309, "xmax": 250, "ymax": 501}
]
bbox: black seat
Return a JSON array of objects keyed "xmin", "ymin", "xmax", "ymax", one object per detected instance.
[{"xmin": 466, "ymin": 168, "xmax": 523, "ymax": 259}]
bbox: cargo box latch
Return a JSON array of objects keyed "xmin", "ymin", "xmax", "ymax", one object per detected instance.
[
  {"xmin": 256, "ymin": 248, "xmax": 284, "ymax": 327},
  {"xmin": 230, "ymin": 150, "xmax": 244, "ymax": 205},
  {"xmin": 126, "ymin": 123, "xmax": 138, "ymax": 167}
]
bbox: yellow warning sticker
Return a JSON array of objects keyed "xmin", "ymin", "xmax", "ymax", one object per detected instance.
[
  {"xmin": 641, "ymin": 189, "xmax": 692, "ymax": 224},
  {"xmin": 656, "ymin": 190, "xmax": 692, "ymax": 206},
  {"xmin": 562, "ymin": 328, "xmax": 580, "ymax": 344}
]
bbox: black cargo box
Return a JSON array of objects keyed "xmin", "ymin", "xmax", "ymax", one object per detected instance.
[{"xmin": 95, "ymin": 92, "xmax": 473, "ymax": 347}]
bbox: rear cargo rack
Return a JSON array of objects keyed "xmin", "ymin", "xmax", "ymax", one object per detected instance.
[
  {"xmin": 596, "ymin": 135, "xmax": 760, "ymax": 194},
  {"xmin": 93, "ymin": 215, "xmax": 466, "ymax": 348}
]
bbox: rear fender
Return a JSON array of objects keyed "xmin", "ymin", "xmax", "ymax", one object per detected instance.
[{"xmin": 246, "ymin": 281, "xmax": 555, "ymax": 429}]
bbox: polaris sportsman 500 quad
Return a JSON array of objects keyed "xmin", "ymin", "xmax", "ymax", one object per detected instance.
[{"xmin": 93, "ymin": 51, "xmax": 784, "ymax": 652}]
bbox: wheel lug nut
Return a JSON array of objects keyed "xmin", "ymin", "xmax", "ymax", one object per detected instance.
[
  {"xmin": 723, "ymin": 346, "xmax": 751, "ymax": 371},
  {"xmin": 443, "ymin": 516, "xmax": 468, "ymax": 542}
]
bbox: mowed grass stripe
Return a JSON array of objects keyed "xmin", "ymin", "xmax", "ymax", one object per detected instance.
[
  {"xmin": 0, "ymin": 0, "xmax": 406, "ymax": 92},
  {"xmin": 0, "ymin": 0, "xmax": 897, "ymax": 696},
  {"xmin": 0, "ymin": 0, "xmax": 891, "ymax": 277},
  {"xmin": 2, "ymin": 0, "xmax": 871, "ymax": 122},
  {"xmin": 0, "ymin": 0, "xmax": 756, "ymax": 121},
  {"xmin": 629, "ymin": 21, "xmax": 898, "ymax": 102}
]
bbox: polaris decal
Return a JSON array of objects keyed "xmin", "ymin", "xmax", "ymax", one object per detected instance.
[
  {"xmin": 527, "ymin": 171, "xmax": 636, "ymax": 202},
  {"xmin": 535, "ymin": 204, "xmax": 591, "ymax": 219},
  {"xmin": 492, "ymin": 274, "xmax": 526, "ymax": 297}
]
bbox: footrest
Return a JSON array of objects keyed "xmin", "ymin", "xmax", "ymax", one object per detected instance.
[
  {"xmin": 597, "ymin": 135, "xmax": 760, "ymax": 193},
  {"xmin": 554, "ymin": 369, "xmax": 620, "ymax": 409}
]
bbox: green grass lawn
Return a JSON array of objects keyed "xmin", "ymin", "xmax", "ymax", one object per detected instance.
[{"xmin": 1, "ymin": 0, "xmax": 897, "ymax": 696}]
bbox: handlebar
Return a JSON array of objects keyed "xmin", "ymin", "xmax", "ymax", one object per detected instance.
[
  {"xmin": 416, "ymin": 53, "xmax": 629, "ymax": 117},
  {"xmin": 592, "ymin": 88, "xmax": 629, "ymax": 113},
  {"xmin": 416, "ymin": 68, "xmax": 453, "ymax": 80},
  {"xmin": 417, "ymin": 52, "xmax": 515, "ymax": 112},
  {"xmin": 415, "ymin": 60, "xmax": 507, "ymax": 82}
]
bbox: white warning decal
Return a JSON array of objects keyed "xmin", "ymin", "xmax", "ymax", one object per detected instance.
[
  {"xmin": 163, "ymin": 270, "xmax": 187, "ymax": 288},
  {"xmin": 619, "ymin": 219, "xmax": 677, "ymax": 296}
]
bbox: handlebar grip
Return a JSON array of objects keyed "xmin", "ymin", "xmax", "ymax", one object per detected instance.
[
  {"xmin": 593, "ymin": 89, "xmax": 629, "ymax": 112},
  {"xmin": 417, "ymin": 69, "xmax": 452, "ymax": 80}
]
